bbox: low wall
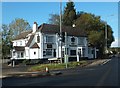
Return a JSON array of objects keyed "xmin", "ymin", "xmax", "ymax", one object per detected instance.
[{"xmin": 0, "ymin": 59, "xmax": 10, "ymax": 64}]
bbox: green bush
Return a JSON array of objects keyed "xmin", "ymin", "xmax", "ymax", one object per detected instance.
[{"xmin": 22, "ymin": 59, "xmax": 30, "ymax": 64}]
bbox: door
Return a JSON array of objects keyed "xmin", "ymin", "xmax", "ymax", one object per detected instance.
[
  {"xmin": 53, "ymin": 49, "xmax": 56, "ymax": 57},
  {"xmin": 78, "ymin": 49, "xmax": 81, "ymax": 58}
]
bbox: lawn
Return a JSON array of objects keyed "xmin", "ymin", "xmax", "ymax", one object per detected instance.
[{"xmin": 28, "ymin": 60, "xmax": 88, "ymax": 72}]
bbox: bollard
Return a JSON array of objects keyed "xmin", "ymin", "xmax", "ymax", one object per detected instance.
[
  {"xmin": 45, "ymin": 66, "xmax": 49, "ymax": 73},
  {"xmin": 12, "ymin": 59, "xmax": 15, "ymax": 67}
]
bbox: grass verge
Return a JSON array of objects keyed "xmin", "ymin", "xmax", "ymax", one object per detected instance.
[{"xmin": 28, "ymin": 60, "xmax": 87, "ymax": 72}]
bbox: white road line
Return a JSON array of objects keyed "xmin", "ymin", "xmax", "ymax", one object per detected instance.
[{"xmin": 101, "ymin": 59, "xmax": 111, "ymax": 65}]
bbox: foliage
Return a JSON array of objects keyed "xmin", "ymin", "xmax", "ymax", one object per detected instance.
[
  {"xmin": 75, "ymin": 12, "xmax": 114, "ymax": 56},
  {"xmin": 48, "ymin": 2, "xmax": 115, "ymax": 57},
  {"xmin": 2, "ymin": 24, "xmax": 13, "ymax": 59},
  {"xmin": 22, "ymin": 59, "xmax": 30, "ymax": 64},
  {"xmin": 0, "ymin": 31, "xmax": 2, "ymax": 59},
  {"xmin": 1, "ymin": 18, "xmax": 31, "ymax": 59},
  {"xmin": 48, "ymin": 1, "xmax": 76, "ymax": 26},
  {"xmin": 63, "ymin": 1, "xmax": 76, "ymax": 26},
  {"xmin": 48, "ymin": 14, "xmax": 60, "ymax": 25},
  {"xmin": 9, "ymin": 18, "xmax": 31, "ymax": 36},
  {"xmin": 108, "ymin": 47, "xmax": 120, "ymax": 54}
]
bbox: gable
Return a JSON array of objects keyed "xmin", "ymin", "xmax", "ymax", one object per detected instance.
[
  {"xmin": 26, "ymin": 34, "xmax": 35, "ymax": 47},
  {"xmin": 30, "ymin": 43, "xmax": 40, "ymax": 48}
]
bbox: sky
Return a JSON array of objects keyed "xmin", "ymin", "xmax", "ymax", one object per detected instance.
[{"xmin": 2, "ymin": 2, "xmax": 119, "ymax": 47}]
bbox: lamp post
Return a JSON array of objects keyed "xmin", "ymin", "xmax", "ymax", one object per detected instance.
[
  {"xmin": 105, "ymin": 21, "xmax": 108, "ymax": 54},
  {"xmin": 60, "ymin": 0, "xmax": 62, "ymax": 63}
]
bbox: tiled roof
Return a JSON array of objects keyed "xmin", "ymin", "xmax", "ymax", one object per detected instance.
[
  {"xmin": 30, "ymin": 43, "xmax": 40, "ymax": 48},
  {"xmin": 14, "ymin": 46, "xmax": 25, "ymax": 51},
  {"xmin": 37, "ymin": 23, "xmax": 87, "ymax": 37},
  {"xmin": 26, "ymin": 34, "xmax": 35, "ymax": 47},
  {"xmin": 13, "ymin": 30, "xmax": 32, "ymax": 40}
]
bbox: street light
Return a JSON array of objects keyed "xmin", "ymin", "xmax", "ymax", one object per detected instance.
[{"xmin": 59, "ymin": 0, "xmax": 62, "ymax": 63}]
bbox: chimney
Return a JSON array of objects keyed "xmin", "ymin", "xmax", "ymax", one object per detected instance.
[{"xmin": 32, "ymin": 22, "xmax": 38, "ymax": 33}]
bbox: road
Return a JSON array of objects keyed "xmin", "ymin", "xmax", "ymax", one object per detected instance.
[{"xmin": 2, "ymin": 56, "xmax": 119, "ymax": 87}]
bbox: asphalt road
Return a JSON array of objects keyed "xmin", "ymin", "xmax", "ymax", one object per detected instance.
[{"xmin": 2, "ymin": 56, "xmax": 119, "ymax": 87}]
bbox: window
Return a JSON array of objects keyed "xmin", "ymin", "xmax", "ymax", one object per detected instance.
[
  {"xmin": 37, "ymin": 35, "xmax": 40, "ymax": 43},
  {"xmin": 92, "ymin": 49, "xmax": 94, "ymax": 54},
  {"xmin": 82, "ymin": 48, "xmax": 85, "ymax": 57},
  {"xmin": 17, "ymin": 52, "xmax": 20, "ymax": 58},
  {"xmin": 78, "ymin": 37, "xmax": 84, "ymax": 45},
  {"xmin": 43, "ymin": 51, "xmax": 46, "ymax": 56},
  {"xmin": 88, "ymin": 48, "xmax": 91, "ymax": 54},
  {"xmin": 21, "ymin": 52, "xmax": 24, "ymax": 58},
  {"xmin": 34, "ymin": 52, "xmax": 36, "ymax": 55},
  {"xmin": 47, "ymin": 44, "xmax": 52, "ymax": 48},
  {"xmin": 70, "ymin": 50, "xmax": 76, "ymax": 55},
  {"xmin": 71, "ymin": 37, "xmax": 75, "ymax": 42},
  {"xmin": 46, "ymin": 49, "xmax": 52, "ymax": 56},
  {"xmin": 46, "ymin": 36, "xmax": 54, "ymax": 43}
]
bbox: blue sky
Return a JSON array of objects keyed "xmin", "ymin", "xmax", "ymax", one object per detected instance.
[{"xmin": 2, "ymin": 2, "xmax": 118, "ymax": 47}]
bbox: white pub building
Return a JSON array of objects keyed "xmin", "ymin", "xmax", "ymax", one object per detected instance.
[{"xmin": 11, "ymin": 22, "xmax": 97, "ymax": 63}]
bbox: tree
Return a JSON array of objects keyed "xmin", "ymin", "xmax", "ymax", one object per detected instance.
[
  {"xmin": 63, "ymin": 1, "xmax": 76, "ymax": 26},
  {"xmin": 48, "ymin": 2, "xmax": 115, "ymax": 56},
  {"xmin": 48, "ymin": 14, "xmax": 60, "ymax": 25},
  {"xmin": 9, "ymin": 18, "xmax": 31, "ymax": 36},
  {"xmin": 2, "ymin": 24, "xmax": 13, "ymax": 59},
  {"xmin": 75, "ymin": 12, "xmax": 114, "ymax": 56},
  {"xmin": 1, "ymin": 18, "xmax": 31, "ymax": 59}
]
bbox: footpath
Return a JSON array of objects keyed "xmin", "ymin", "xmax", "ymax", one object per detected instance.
[{"xmin": 1, "ymin": 59, "xmax": 111, "ymax": 78}]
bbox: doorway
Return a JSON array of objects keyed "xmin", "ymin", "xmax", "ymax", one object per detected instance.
[{"xmin": 53, "ymin": 49, "xmax": 56, "ymax": 57}]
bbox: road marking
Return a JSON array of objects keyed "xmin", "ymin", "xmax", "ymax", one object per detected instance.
[{"xmin": 101, "ymin": 59, "xmax": 111, "ymax": 65}]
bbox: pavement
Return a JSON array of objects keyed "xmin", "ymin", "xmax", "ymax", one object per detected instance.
[{"xmin": 1, "ymin": 59, "xmax": 111, "ymax": 78}]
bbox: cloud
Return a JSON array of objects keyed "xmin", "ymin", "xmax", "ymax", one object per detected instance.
[{"xmin": 111, "ymin": 37, "xmax": 119, "ymax": 47}]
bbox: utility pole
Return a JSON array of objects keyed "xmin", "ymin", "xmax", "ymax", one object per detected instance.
[
  {"xmin": 64, "ymin": 32, "xmax": 68, "ymax": 68},
  {"xmin": 60, "ymin": 0, "xmax": 62, "ymax": 63}
]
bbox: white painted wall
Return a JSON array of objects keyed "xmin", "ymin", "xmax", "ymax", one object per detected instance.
[
  {"xmin": 88, "ymin": 47, "xmax": 93, "ymax": 59},
  {"xmin": 42, "ymin": 34, "xmax": 57, "ymax": 59},
  {"xmin": 29, "ymin": 48, "xmax": 39, "ymax": 59},
  {"xmin": 25, "ymin": 47, "xmax": 30, "ymax": 59},
  {"xmin": 12, "ymin": 28, "xmax": 95, "ymax": 60},
  {"xmin": 13, "ymin": 39, "xmax": 27, "ymax": 46},
  {"xmin": 12, "ymin": 51, "xmax": 25, "ymax": 60}
]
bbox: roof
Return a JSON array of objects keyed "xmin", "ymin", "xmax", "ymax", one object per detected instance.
[
  {"xmin": 14, "ymin": 46, "xmax": 25, "ymax": 51},
  {"xmin": 26, "ymin": 34, "xmax": 35, "ymax": 47},
  {"xmin": 13, "ymin": 30, "xmax": 32, "ymax": 40},
  {"xmin": 30, "ymin": 43, "xmax": 40, "ymax": 48},
  {"xmin": 37, "ymin": 23, "xmax": 87, "ymax": 37}
]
